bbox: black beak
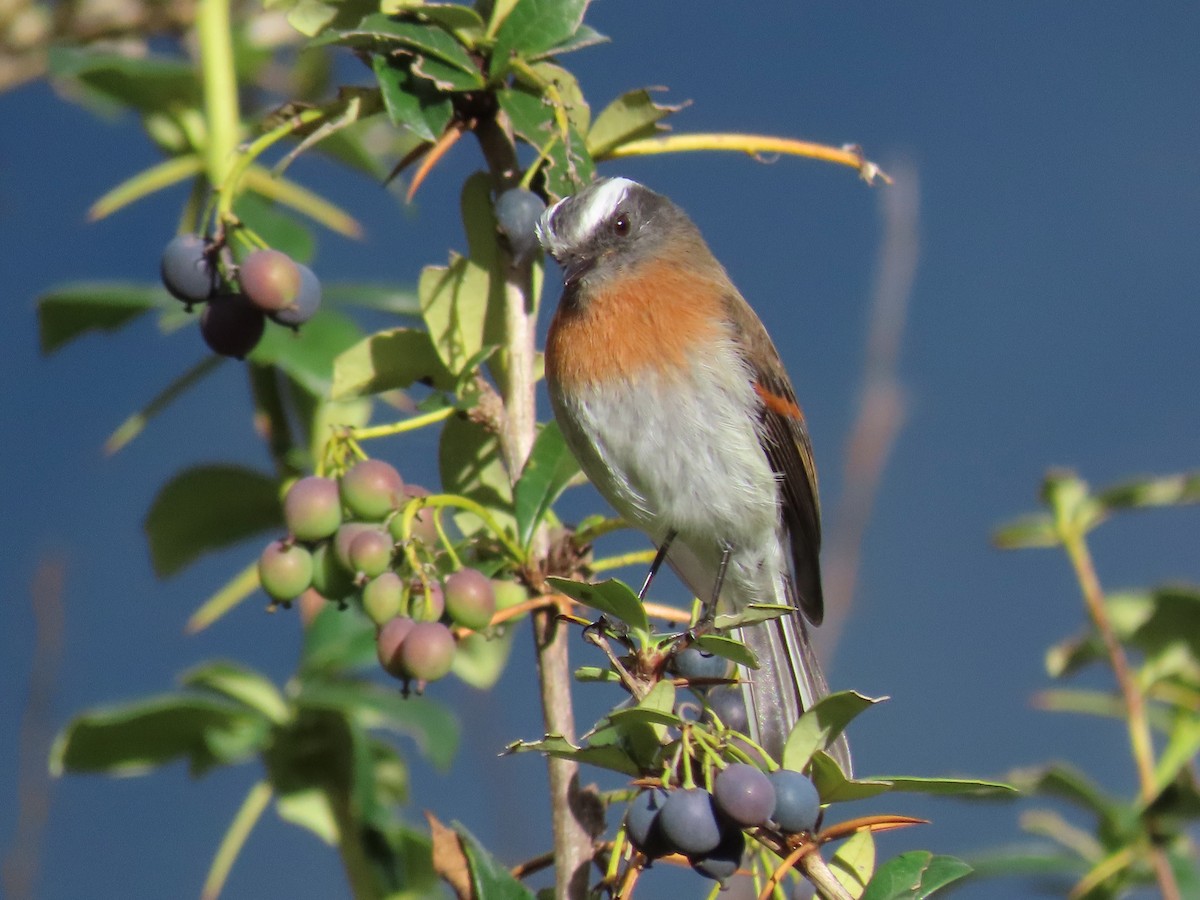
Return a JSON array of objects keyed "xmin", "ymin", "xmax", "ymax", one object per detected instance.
[{"xmin": 559, "ymin": 253, "xmax": 595, "ymax": 287}]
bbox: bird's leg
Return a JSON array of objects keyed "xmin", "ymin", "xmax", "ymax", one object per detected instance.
[
  {"xmin": 638, "ymin": 529, "xmax": 677, "ymax": 601},
  {"xmin": 675, "ymin": 543, "xmax": 731, "ymax": 652}
]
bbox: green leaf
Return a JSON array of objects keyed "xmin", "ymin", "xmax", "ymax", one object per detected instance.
[
  {"xmin": 298, "ymin": 680, "xmax": 460, "ymax": 771},
  {"xmin": 513, "ymin": 421, "xmax": 580, "ymax": 550},
  {"xmin": 248, "ymin": 310, "xmax": 362, "ymax": 397},
  {"xmin": 533, "ymin": 23, "xmax": 608, "ymax": 59},
  {"xmin": 490, "ymin": 0, "xmax": 589, "ymax": 76},
  {"xmin": 372, "ymin": 55, "xmax": 454, "ymax": 142},
  {"xmin": 878, "ymin": 776, "xmax": 1017, "ymax": 798},
  {"xmin": 713, "ymin": 602, "xmax": 792, "ymax": 631},
  {"xmin": 1040, "ymin": 469, "xmax": 1104, "ymax": 534},
  {"xmin": 587, "ymin": 88, "xmax": 687, "ymax": 158},
  {"xmin": 301, "ymin": 603, "xmax": 380, "ymax": 675},
  {"xmin": 50, "ymin": 695, "xmax": 267, "ymax": 777},
  {"xmin": 782, "ymin": 691, "xmax": 883, "ymax": 773},
  {"xmin": 831, "ymin": 829, "xmax": 876, "ymax": 896},
  {"xmin": 144, "ymin": 465, "xmax": 282, "ymax": 577},
  {"xmin": 409, "ymin": 52, "xmax": 485, "ymax": 93},
  {"xmin": 809, "ymin": 752, "xmax": 894, "ymax": 803},
  {"xmin": 420, "ymin": 254, "xmax": 495, "ymax": 377},
  {"xmin": 1097, "ymin": 471, "xmax": 1200, "ymax": 512},
  {"xmin": 861, "ymin": 852, "xmax": 973, "ymax": 900},
  {"xmin": 331, "ymin": 327, "xmax": 454, "ymax": 399},
  {"xmin": 456, "ymin": 823, "xmax": 536, "ymax": 900},
  {"xmin": 497, "ymin": 87, "xmax": 594, "ymax": 199},
  {"xmin": 48, "ymin": 47, "xmax": 199, "ymax": 113},
  {"xmin": 451, "ymin": 628, "xmax": 516, "ymax": 690},
  {"xmin": 505, "ymin": 734, "xmax": 640, "ymax": 777},
  {"xmin": 991, "ymin": 512, "xmax": 1060, "ymax": 550},
  {"xmin": 337, "ymin": 15, "xmax": 482, "ymax": 79},
  {"xmin": 692, "ymin": 633, "xmax": 758, "ymax": 669},
  {"xmin": 181, "ymin": 661, "xmax": 290, "ymax": 724},
  {"xmin": 1008, "ymin": 762, "xmax": 1123, "ymax": 820},
  {"xmin": 546, "ymin": 576, "xmax": 648, "ymax": 634},
  {"xmin": 1155, "ymin": 713, "xmax": 1200, "ymax": 800},
  {"xmin": 37, "ymin": 282, "xmax": 165, "ymax": 354}
]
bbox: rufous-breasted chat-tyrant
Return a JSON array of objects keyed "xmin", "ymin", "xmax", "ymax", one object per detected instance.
[{"xmin": 536, "ymin": 177, "xmax": 851, "ymax": 772}]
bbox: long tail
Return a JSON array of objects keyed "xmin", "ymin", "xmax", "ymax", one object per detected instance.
[{"xmin": 736, "ymin": 577, "xmax": 852, "ymax": 774}]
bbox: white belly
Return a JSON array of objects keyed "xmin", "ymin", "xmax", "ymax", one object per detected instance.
[{"xmin": 551, "ymin": 351, "xmax": 786, "ymax": 610}]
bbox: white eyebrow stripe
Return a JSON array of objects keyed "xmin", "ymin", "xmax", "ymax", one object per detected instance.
[{"xmin": 570, "ymin": 177, "xmax": 636, "ymax": 244}]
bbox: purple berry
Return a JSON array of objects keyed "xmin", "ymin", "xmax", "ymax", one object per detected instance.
[
  {"xmin": 713, "ymin": 763, "xmax": 776, "ymax": 827},
  {"xmin": 271, "ymin": 263, "xmax": 321, "ymax": 327},
  {"xmin": 768, "ymin": 770, "xmax": 820, "ymax": 834},
  {"xmin": 200, "ymin": 293, "xmax": 265, "ymax": 358},
  {"xmin": 657, "ymin": 788, "xmax": 722, "ymax": 857},
  {"xmin": 240, "ymin": 249, "xmax": 300, "ymax": 312},
  {"xmin": 398, "ymin": 620, "xmax": 456, "ymax": 681},
  {"xmin": 625, "ymin": 788, "xmax": 669, "ymax": 858},
  {"xmin": 161, "ymin": 234, "xmax": 217, "ymax": 304},
  {"xmin": 377, "ymin": 615, "xmax": 415, "ymax": 679}
]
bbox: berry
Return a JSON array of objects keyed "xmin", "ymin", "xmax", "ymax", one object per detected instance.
[
  {"xmin": 161, "ymin": 234, "xmax": 217, "ymax": 304},
  {"xmin": 671, "ymin": 647, "xmax": 730, "ymax": 683},
  {"xmin": 625, "ymin": 788, "xmax": 669, "ymax": 858},
  {"xmin": 443, "ymin": 568, "xmax": 496, "ymax": 630},
  {"xmin": 271, "ymin": 263, "xmax": 321, "ymax": 327},
  {"xmin": 494, "ymin": 187, "xmax": 546, "ymax": 263},
  {"xmin": 389, "ymin": 484, "xmax": 438, "ymax": 545},
  {"xmin": 768, "ymin": 770, "xmax": 820, "ymax": 834},
  {"xmin": 310, "ymin": 541, "xmax": 355, "ymax": 601},
  {"xmin": 704, "ymin": 685, "xmax": 749, "ymax": 733},
  {"xmin": 333, "ymin": 522, "xmax": 384, "ymax": 572},
  {"xmin": 713, "ymin": 763, "xmax": 776, "ymax": 827},
  {"xmin": 398, "ymin": 621, "xmax": 456, "ymax": 681},
  {"xmin": 348, "ymin": 528, "xmax": 393, "ymax": 578},
  {"xmin": 362, "ymin": 572, "xmax": 405, "ymax": 625},
  {"xmin": 297, "ymin": 587, "xmax": 326, "ymax": 628},
  {"xmin": 340, "ymin": 459, "xmax": 404, "ymax": 521},
  {"xmin": 657, "ymin": 788, "xmax": 722, "ymax": 857},
  {"xmin": 377, "ymin": 615, "xmax": 415, "ymax": 679},
  {"xmin": 690, "ymin": 827, "xmax": 745, "ymax": 885},
  {"xmin": 409, "ymin": 580, "xmax": 445, "ymax": 622},
  {"xmin": 240, "ymin": 249, "xmax": 301, "ymax": 312},
  {"xmin": 283, "ymin": 476, "xmax": 342, "ymax": 542},
  {"xmin": 258, "ymin": 540, "xmax": 314, "ymax": 602},
  {"xmin": 492, "ymin": 578, "xmax": 528, "ymax": 611},
  {"xmin": 200, "ymin": 293, "xmax": 265, "ymax": 358}
]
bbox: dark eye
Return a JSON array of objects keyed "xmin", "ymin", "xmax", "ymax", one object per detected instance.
[{"xmin": 612, "ymin": 212, "xmax": 631, "ymax": 236}]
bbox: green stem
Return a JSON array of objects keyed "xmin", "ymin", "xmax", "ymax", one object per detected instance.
[
  {"xmin": 351, "ymin": 405, "xmax": 456, "ymax": 441},
  {"xmin": 196, "ymin": 0, "xmax": 240, "ymax": 186},
  {"xmin": 201, "ymin": 780, "xmax": 272, "ymax": 900}
]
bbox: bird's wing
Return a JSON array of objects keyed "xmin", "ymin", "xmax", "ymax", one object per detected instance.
[{"xmin": 722, "ymin": 292, "xmax": 824, "ymax": 625}]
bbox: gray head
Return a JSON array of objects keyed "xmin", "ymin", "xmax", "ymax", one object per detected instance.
[{"xmin": 536, "ymin": 177, "xmax": 697, "ymax": 288}]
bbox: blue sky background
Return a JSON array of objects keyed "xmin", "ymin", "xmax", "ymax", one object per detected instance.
[{"xmin": 3, "ymin": 3, "xmax": 1199, "ymax": 898}]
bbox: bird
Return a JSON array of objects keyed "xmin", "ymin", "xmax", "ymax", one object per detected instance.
[{"xmin": 536, "ymin": 176, "xmax": 851, "ymax": 773}]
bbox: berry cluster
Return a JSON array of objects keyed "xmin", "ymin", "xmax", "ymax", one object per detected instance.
[
  {"xmin": 626, "ymin": 764, "xmax": 820, "ymax": 885},
  {"xmin": 161, "ymin": 235, "xmax": 322, "ymax": 358},
  {"xmin": 256, "ymin": 458, "xmax": 499, "ymax": 691}
]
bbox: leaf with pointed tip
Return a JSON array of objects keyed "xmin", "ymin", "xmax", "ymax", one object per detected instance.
[
  {"xmin": 533, "ymin": 23, "xmax": 608, "ymax": 59},
  {"xmin": 546, "ymin": 576, "xmax": 648, "ymax": 634},
  {"xmin": 455, "ymin": 823, "xmax": 536, "ymax": 900},
  {"xmin": 692, "ymin": 633, "xmax": 758, "ymax": 669},
  {"xmin": 831, "ymin": 830, "xmax": 876, "ymax": 897},
  {"xmin": 48, "ymin": 47, "xmax": 199, "ymax": 113},
  {"xmin": 1097, "ymin": 471, "xmax": 1200, "ymax": 512},
  {"xmin": 861, "ymin": 852, "xmax": 972, "ymax": 900},
  {"xmin": 37, "ymin": 282, "xmax": 165, "ymax": 354},
  {"xmin": 105, "ymin": 355, "xmax": 224, "ymax": 455},
  {"xmin": 783, "ymin": 691, "xmax": 883, "ymax": 773},
  {"xmin": 181, "ymin": 661, "xmax": 290, "ymax": 724},
  {"xmin": 991, "ymin": 513, "xmax": 1060, "ymax": 549},
  {"xmin": 877, "ymin": 776, "xmax": 1016, "ymax": 798},
  {"xmin": 50, "ymin": 695, "xmax": 268, "ymax": 777},
  {"xmin": 587, "ymin": 88, "xmax": 688, "ymax": 158},
  {"xmin": 506, "ymin": 734, "xmax": 641, "ymax": 777},
  {"xmin": 144, "ymin": 465, "xmax": 282, "ymax": 578},
  {"xmin": 809, "ymin": 752, "xmax": 894, "ymax": 803},
  {"xmin": 372, "ymin": 55, "xmax": 453, "ymax": 142}
]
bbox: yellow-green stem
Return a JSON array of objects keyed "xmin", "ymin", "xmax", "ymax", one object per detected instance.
[
  {"xmin": 196, "ymin": 0, "xmax": 240, "ymax": 186},
  {"xmin": 201, "ymin": 780, "xmax": 272, "ymax": 900},
  {"xmin": 1060, "ymin": 531, "xmax": 1157, "ymax": 804},
  {"xmin": 351, "ymin": 405, "xmax": 455, "ymax": 441}
]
